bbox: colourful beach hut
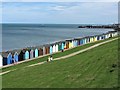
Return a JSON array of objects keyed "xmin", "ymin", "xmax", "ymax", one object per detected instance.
[
  {"xmin": 24, "ymin": 51, "xmax": 29, "ymax": 60},
  {"xmin": 7, "ymin": 53, "xmax": 12, "ymax": 64},
  {"xmin": 80, "ymin": 39, "xmax": 83, "ymax": 45},
  {"xmin": 45, "ymin": 46, "xmax": 50, "ymax": 54},
  {"xmin": 43, "ymin": 47, "xmax": 46, "ymax": 55},
  {"xmin": 66, "ymin": 42, "xmax": 69, "ymax": 49},
  {"xmin": 86, "ymin": 37, "xmax": 90, "ymax": 43},
  {"xmin": 82, "ymin": 38, "xmax": 85, "ymax": 44},
  {"xmin": 61, "ymin": 42, "xmax": 65, "ymax": 50},
  {"xmin": 39, "ymin": 48, "xmax": 43, "ymax": 56},
  {"xmin": 97, "ymin": 36, "xmax": 100, "ymax": 41},
  {"xmin": 69, "ymin": 40, "xmax": 72, "ymax": 48},
  {"xmin": 58, "ymin": 43, "xmax": 62, "ymax": 51},
  {"xmin": 90, "ymin": 37, "xmax": 94, "ymax": 42},
  {"xmin": 55, "ymin": 44, "xmax": 58, "ymax": 52},
  {"xmin": 14, "ymin": 52, "xmax": 18, "ymax": 62},
  {"xmin": 0, "ymin": 54, "xmax": 3, "ymax": 67},
  {"xmin": 50, "ymin": 45, "xmax": 53, "ymax": 54},
  {"xmin": 72, "ymin": 40, "xmax": 74, "ymax": 47},
  {"xmin": 18, "ymin": 50, "xmax": 25, "ymax": 61},
  {"xmin": 34, "ymin": 49, "xmax": 39, "ymax": 58},
  {"xmin": 75, "ymin": 40, "xmax": 78, "ymax": 46},
  {"xmin": 77, "ymin": 39, "xmax": 80, "ymax": 46},
  {"xmin": 73, "ymin": 40, "xmax": 77, "ymax": 47},
  {"xmin": 53, "ymin": 44, "xmax": 56, "ymax": 53},
  {"xmin": 3, "ymin": 53, "xmax": 13, "ymax": 65},
  {"xmin": 30, "ymin": 49, "xmax": 34, "ymax": 59}
]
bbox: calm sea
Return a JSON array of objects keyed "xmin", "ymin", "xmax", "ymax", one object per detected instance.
[{"xmin": 2, "ymin": 24, "xmax": 114, "ymax": 51}]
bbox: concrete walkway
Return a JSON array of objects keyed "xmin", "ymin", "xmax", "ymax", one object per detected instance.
[{"xmin": 0, "ymin": 37, "xmax": 118, "ymax": 75}]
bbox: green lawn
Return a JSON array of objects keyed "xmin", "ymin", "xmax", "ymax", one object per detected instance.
[
  {"xmin": 2, "ymin": 37, "xmax": 118, "ymax": 88},
  {"xmin": 2, "ymin": 36, "xmax": 118, "ymax": 72}
]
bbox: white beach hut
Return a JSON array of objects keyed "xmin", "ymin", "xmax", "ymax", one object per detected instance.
[
  {"xmin": 55, "ymin": 44, "xmax": 58, "ymax": 52},
  {"xmin": 0, "ymin": 54, "xmax": 3, "ymax": 67},
  {"xmin": 53, "ymin": 44, "xmax": 56, "ymax": 53}
]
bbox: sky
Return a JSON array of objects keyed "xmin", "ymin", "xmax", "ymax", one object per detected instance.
[{"xmin": 1, "ymin": 1, "xmax": 118, "ymax": 24}]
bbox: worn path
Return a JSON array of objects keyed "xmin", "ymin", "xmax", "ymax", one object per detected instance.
[{"xmin": 0, "ymin": 38, "xmax": 118, "ymax": 75}]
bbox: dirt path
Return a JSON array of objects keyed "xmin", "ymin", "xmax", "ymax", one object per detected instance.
[
  {"xmin": 53, "ymin": 38, "xmax": 118, "ymax": 61},
  {"xmin": 0, "ymin": 38, "xmax": 118, "ymax": 75}
]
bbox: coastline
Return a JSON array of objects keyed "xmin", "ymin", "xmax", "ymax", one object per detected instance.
[
  {"xmin": 1, "ymin": 29, "xmax": 115, "ymax": 53},
  {"xmin": 0, "ymin": 29, "xmax": 118, "ymax": 67}
]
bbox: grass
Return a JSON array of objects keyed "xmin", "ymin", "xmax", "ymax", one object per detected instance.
[
  {"xmin": 2, "ymin": 36, "xmax": 118, "ymax": 72},
  {"xmin": 2, "ymin": 37, "xmax": 119, "ymax": 88}
]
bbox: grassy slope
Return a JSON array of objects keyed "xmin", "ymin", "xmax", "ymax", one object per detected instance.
[
  {"xmin": 2, "ymin": 38, "xmax": 118, "ymax": 88},
  {"xmin": 2, "ymin": 36, "xmax": 118, "ymax": 72}
]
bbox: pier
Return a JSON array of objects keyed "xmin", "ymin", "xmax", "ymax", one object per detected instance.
[{"xmin": 78, "ymin": 24, "xmax": 120, "ymax": 31}]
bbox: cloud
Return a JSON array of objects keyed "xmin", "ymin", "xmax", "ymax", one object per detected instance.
[
  {"xmin": 2, "ymin": 2, "xmax": 118, "ymax": 24},
  {"xmin": 49, "ymin": 6, "xmax": 67, "ymax": 11},
  {"xmin": 1, "ymin": 0, "xmax": 120, "ymax": 2}
]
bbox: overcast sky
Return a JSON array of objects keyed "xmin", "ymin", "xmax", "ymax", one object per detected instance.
[{"xmin": 1, "ymin": 2, "xmax": 118, "ymax": 24}]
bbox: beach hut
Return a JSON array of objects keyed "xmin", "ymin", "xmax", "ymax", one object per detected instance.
[
  {"xmin": 39, "ymin": 48, "xmax": 43, "ymax": 56},
  {"xmin": 61, "ymin": 42, "xmax": 65, "ymax": 50},
  {"xmin": 86, "ymin": 37, "xmax": 89, "ymax": 43},
  {"xmin": 73, "ymin": 40, "xmax": 77, "ymax": 47},
  {"xmin": 108, "ymin": 33, "xmax": 111, "ymax": 38},
  {"xmin": 97, "ymin": 36, "xmax": 100, "ymax": 41},
  {"xmin": 58, "ymin": 43, "xmax": 62, "ymax": 51},
  {"xmin": 66, "ymin": 41, "xmax": 69, "ymax": 49},
  {"xmin": 72, "ymin": 40, "xmax": 74, "ymax": 47},
  {"xmin": 30, "ymin": 49, "xmax": 34, "ymax": 59},
  {"xmin": 43, "ymin": 46, "xmax": 46, "ymax": 55},
  {"xmin": 24, "ymin": 51, "xmax": 29, "ymax": 60},
  {"xmin": 45, "ymin": 46, "xmax": 50, "ymax": 54},
  {"xmin": 77, "ymin": 39, "xmax": 80, "ymax": 46},
  {"xmin": 53, "ymin": 44, "xmax": 56, "ymax": 53},
  {"xmin": 55, "ymin": 44, "xmax": 58, "ymax": 52},
  {"xmin": 34, "ymin": 48, "xmax": 39, "ymax": 58},
  {"xmin": 2, "ymin": 53, "xmax": 7, "ymax": 65},
  {"xmin": 18, "ymin": 50, "xmax": 25, "ymax": 61},
  {"xmin": 91, "ymin": 37, "xmax": 94, "ymax": 42},
  {"xmin": 84, "ymin": 38, "xmax": 87, "ymax": 44},
  {"xmin": 80, "ymin": 39, "xmax": 83, "ymax": 45},
  {"xmin": 75, "ymin": 40, "xmax": 78, "ymax": 46},
  {"xmin": 3, "ymin": 53, "xmax": 12, "ymax": 65},
  {"xmin": 95, "ymin": 36, "xmax": 97, "ymax": 41},
  {"xmin": 69, "ymin": 40, "xmax": 72, "ymax": 48},
  {"xmin": 14, "ymin": 52, "xmax": 18, "ymax": 62},
  {"xmin": 101, "ymin": 35, "xmax": 104, "ymax": 40},
  {"xmin": 50, "ymin": 45, "xmax": 53, "ymax": 54},
  {"xmin": 7, "ymin": 53, "xmax": 12, "ymax": 65},
  {"xmin": 82, "ymin": 38, "xmax": 85, "ymax": 44},
  {"xmin": 0, "ymin": 54, "xmax": 3, "ymax": 67}
]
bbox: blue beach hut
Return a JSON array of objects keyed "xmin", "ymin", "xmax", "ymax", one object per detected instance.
[
  {"xmin": 74, "ymin": 40, "xmax": 78, "ymax": 47},
  {"xmin": 14, "ymin": 52, "xmax": 18, "ymax": 62},
  {"xmin": 7, "ymin": 53, "xmax": 12, "ymax": 64},
  {"xmin": 82, "ymin": 38, "xmax": 85, "ymax": 44},
  {"xmin": 24, "ymin": 51, "xmax": 29, "ymax": 60},
  {"xmin": 35, "ymin": 49, "xmax": 38, "ymax": 58},
  {"xmin": 80, "ymin": 39, "xmax": 83, "ymax": 45},
  {"xmin": 50, "ymin": 45, "xmax": 53, "ymax": 54},
  {"xmin": 61, "ymin": 42, "xmax": 65, "ymax": 50}
]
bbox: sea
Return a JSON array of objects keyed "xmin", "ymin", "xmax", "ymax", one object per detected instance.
[{"xmin": 2, "ymin": 24, "xmax": 114, "ymax": 51}]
